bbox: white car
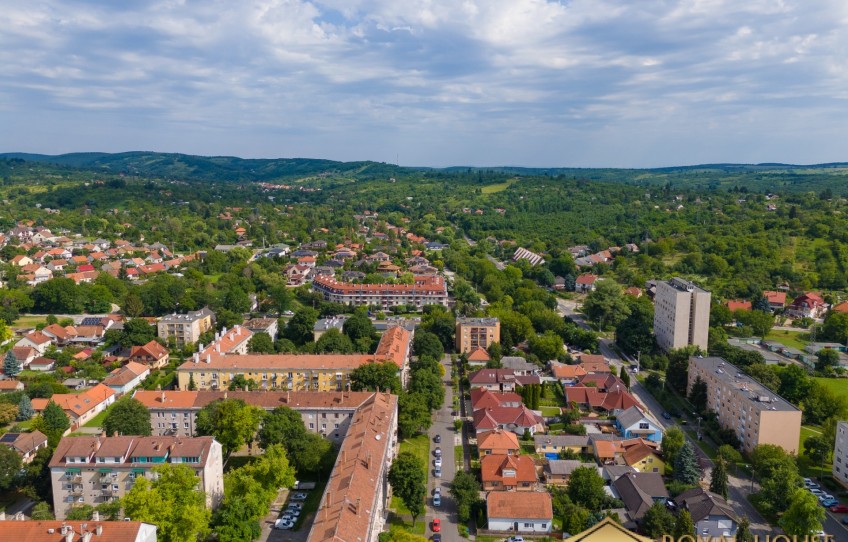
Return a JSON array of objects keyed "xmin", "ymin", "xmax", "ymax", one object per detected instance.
[
  {"xmin": 291, "ymin": 492, "xmax": 308, "ymax": 501},
  {"xmin": 275, "ymin": 519, "xmax": 295, "ymax": 530},
  {"xmin": 287, "ymin": 502, "xmax": 304, "ymax": 510},
  {"xmin": 507, "ymin": 537, "xmax": 525, "ymax": 542},
  {"xmin": 434, "ymin": 458, "xmax": 442, "ymax": 468},
  {"xmin": 810, "ymin": 488, "xmax": 825, "ymax": 496}
]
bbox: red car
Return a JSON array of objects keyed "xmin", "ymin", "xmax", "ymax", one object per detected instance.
[
  {"xmin": 432, "ymin": 519, "xmax": 441, "ymax": 533},
  {"xmin": 831, "ymin": 504, "xmax": 848, "ymax": 513}
]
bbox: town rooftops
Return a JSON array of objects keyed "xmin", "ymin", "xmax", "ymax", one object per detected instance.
[
  {"xmin": 1, "ymin": 430, "xmax": 48, "ymax": 456},
  {"xmin": 615, "ymin": 406, "xmax": 648, "ymax": 429},
  {"xmin": 313, "ymin": 274, "xmax": 446, "ymax": 294},
  {"xmin": 675, "ymin": 487, "xmax": 737, "ymax": 524},
  {"xmin": 159, "ymin": 307, "xmax": 214, "ymax": 324},
  {"xmin": 49, "ymin": 435, "xmax": 218, "ymax": 468},
  {"xmin": 691, "ymin": 356, "xmax": 800, "ymax": 413},
  {"xmin": 457, "ymin": 317, "xmax": 499, "ymax": 326},
  {"xmin": 314, "ymin": 316, "xmax": 348, "ymax": 332},
  {"xmin": 534, "ymin": 434, "xmax": 591, "ymax": 449},
  {"xmin": 32, "ymin": 384, "xmax": 115, "ymax": 418},
  {"xmin": 0, "ymin": 520, "xmax": 157, "ymax": 542}
]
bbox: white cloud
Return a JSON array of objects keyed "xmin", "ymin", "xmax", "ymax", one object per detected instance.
[{"xmin": 0, "ymin": 0, "xmax": 846, "ymax": 166}]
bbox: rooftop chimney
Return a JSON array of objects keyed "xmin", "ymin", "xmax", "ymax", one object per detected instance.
[
  {"xmin": 160, "ymin": 391, "xmax": 165, "ymax": 403},
  {"xmin": 92, "ymin": 511, "xmax": 99, "ymax": 522},
  {"xmin": 95, "ymin": 525, "xmax": 103, "ymax": 536},
  {"xmin": 205, "ymin": 355, "xmax": 211, "ymax": 364}
]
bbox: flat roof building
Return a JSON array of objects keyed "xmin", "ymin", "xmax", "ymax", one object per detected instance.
[
  {"xmin": 654, "ymin": 278, "xmax": 711, "ymax": 352},
  {"xmin": 687, "ymin": 356, "xmax": 801, "ymax": 454},
  {"xmin": 456, "ymin": 317, "xmax": 500, "ymax": 354}
]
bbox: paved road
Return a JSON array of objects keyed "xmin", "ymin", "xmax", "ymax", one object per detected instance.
[{"xmin": 426, "ymin": 354, "xmax": 460, "ymax": 542}]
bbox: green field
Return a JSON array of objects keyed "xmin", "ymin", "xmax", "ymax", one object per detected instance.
[
  {"xmin": 481, "ymin": 179, "xmax": 516, "ymax": 194},
  {"xmin": 540, "ymin": 406, "xmax": 562, "ymax": 417},
  {"xmin": 764, "ymin": 330, "xmax": 809, "ymax": 350},
  {"xmin": 82, "ymin": 405, "xmax": 113, "ymax": 428},
  {"xmin": 798, "ymin": 425, "xmax": 831, "ymax": 480},
  {"xmin": 11, "ymin": 315, "xmax": 47, "ymax": 329},
  {"xmin": 813, "ymin": 377, "xmax": 848, "ymax": 395}
]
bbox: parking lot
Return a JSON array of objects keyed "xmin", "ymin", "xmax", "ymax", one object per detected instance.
[{"xmin": 261, "ymin": 487, "xmax": 313, "ymax": 542}]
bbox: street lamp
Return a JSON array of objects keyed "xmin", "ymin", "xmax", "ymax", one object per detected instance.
[
  {"xmin": 693, "ymin": 413, "xmax": 702, "ymax": 440},
  {"xmin": 747, "ymin": 464, "xmax": 755, "ymax": 492}
]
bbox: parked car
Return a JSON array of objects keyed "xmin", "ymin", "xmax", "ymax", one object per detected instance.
[
  {"xmin": 804, "ymin": 477, "xmax": 815, "ymax": 486},
  {"xmin": 281, "ymin": 511, "xmax": 300, "ymax": 520},
  {"xmin": 507, "ymin": 537, "xmax": 525, "ymax": 542},
  {"xmin": 434, "ymin": 458, "xmax": 442, "ymax": 468},
  {"xmin": 821, "ymin": 498, "xmax": 839, "ymax": 508},
  {"xmin": 434, "ymin": 447, "xmax": 442, "ymax": 457},
  {"xmin": 433, "ymin": 534, "xmax": 442, "ymax": 542},
  {"xmin": 288, "ymin": 502, "xmax": 303, "ymax": 510},
  {"xmin": 434, "ymin": 434, "xmax": 442, "ymax": 443},
  {"xmin": 434, "ymin": 487, "xmax": 441, "ymax": 495},
  {"xmin": 810, "ymin": 488, "xmax": 825, "ymax": 496},
  {"xmin": 433, "ymin": 493, "xmax": 441, "ymax": 506},
  {"xmin": 662, "ymin": 412, "xmax": 672, "ymax": 420},
  {"xmin": 843, "ymin": 516, "xmax": 848, "ymax": 525},
  {"xmin": 274, "ymin": 519, "xmax": 295, "ymax": 530},
  {"xmin": 434, "ymin": 467, "xmax": 442, "ymax": 478},
  {"xmin": 432, "ymin": 519, "xmax": 441, "ymax": 532},
  {"xmin": 291, "ymin": 492, "xmax": 308, "ymax": 501},
  {"xmin": 830, "ymin": 504, "xmax": 848, "ymax": 513}
]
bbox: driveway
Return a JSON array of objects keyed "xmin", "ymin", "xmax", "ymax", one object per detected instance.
[{"xmin": 424, "ymin": 354, "xmax": 461, "ymax": 542}]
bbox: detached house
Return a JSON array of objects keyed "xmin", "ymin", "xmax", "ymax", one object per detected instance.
[
  {"xmin": 477, "ymin": 429, "xmax": 520, "ymax": 456},
  {"xmin": 787, "ymin": 292, "xmax": 827, "ymax": 319},
  {"xmin": 15, "ymin": 331, "xmax": 52, "ymax": 355},
  {"xmin": 575, "ymin": 273, "xmax": 599, "ymax": 293},
  {"xmin": 473, "ymin": 406, "xmax": 544, "ymax": 437},
  {"xmin": 102, "ymin": 361, "xmax": 151, "ymax": 396},
  {"xmin": 486, "ymin": 492, "xmax": 552, "ymax": 534},
  {"xmin": 615, "ymin": 406, "xmax": 663, "ymax": 443},
  {"xmin": 32, "ymin": 384, "xmax": 116, "ymax": 431},
  {"xmin": 675, "ymin": 487, "xmax": 738, "ymax": 539},
  {"xmin": 468, "ymin": 368, "xmax": 541, "ymax": 392},
  {"xmin": 534, "ymin": 434, "xmax": 591, "ymax": 458},
  {"xmin": 543, "ymin": 460, "xmax": 599, "ymax": 486},
  {"xmin": 481, "ymin": 454, "xmax": 537, "ymax": 491},
  {"xmin": 0, "ymin": 430, "xmax": 48, "ymax": 463},
  {"xmin": 612, "ymin": 471, "xmax": 669, "ymax": 525},
  {"xmin": 128, "ymin": 340, "xmax": 170, "ymax": 370}
]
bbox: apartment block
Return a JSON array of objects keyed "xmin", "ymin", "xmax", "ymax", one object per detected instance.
[
  {"xmin": 832, "ymin": 421, "xmax": 848, "ymax": 489},
  {"xmin": 134, "ymin": 390, "xmax": 375, "ymax": 442},
  {"xmin": 312, "ymin": 274, "xmax": 449, "ymax": 309},
  {"xmin": 687, "ymin": 356, "xmax": 801, "ymax": 454},
  {"xmin": 456, "ymin": 317, "xmax": 500, "ymax": 354},
  {"xmin": 157, "ymin": 308, "xmax": 215, "ymax": 346},
  {"xmin": 49, "ymin": 435, "xmax": 223, "ymax": 519},
  {"xmin": 176, "ymin": 325, "xmax": 411, "ymax": 392},
  {"xmin": 654, "ymin": 277, "xmax": 711, "ymax": 352},
  {"xmin": 307, "ymin": 393, "xmax": 398, "ymax": 542}
]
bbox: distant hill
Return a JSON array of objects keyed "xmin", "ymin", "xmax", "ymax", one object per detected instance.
[{"xmin": 0, "ymin": 151, "xmax": 404, "ymax": 182}]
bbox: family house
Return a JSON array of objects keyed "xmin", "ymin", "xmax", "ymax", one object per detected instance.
[
  {"xmin": 0, "ymin": 430, "xmax": 48, "ymax": 463},
  {"xmin": 102, "ymin": 361, "xmax": 150, "ymax": 396},
  {"xmin": 473, "ymin": 406, "xmax": 545, "ymax": 437},
  {"xmin": 614, "ymin": 406, "xmax": 663, "ymax": 443},
  {"xmin": 534, "ymin": 434, "xmax": 591, "ymax": 458},
  {"xmin": 128, "ymin": 340, "xmax": 170, "ymax": 370},
  {"xmin": 481, "ymin": 454, "xmax": 537, "ymax": 491},
  {"xmin": 486, "ymin": 492, "xmax": 552, "ymax": 534},
  {"xmin": 468, "ymin": 368, "xmax": 541, "ymax": 392},
  {"xmin": 543, "ymin": 460, "xmax": 599, "ymax": 486},
  {"xmin": 675, "ymin": 487, "xmax": 738, "ymax": 539},
  {"xmin": 477, "ymin": 429, "xmax": 520, "ymax": 456},
  {"xmin": 612, "ymin": 471, "xmax": 669, "ymax": 525}
]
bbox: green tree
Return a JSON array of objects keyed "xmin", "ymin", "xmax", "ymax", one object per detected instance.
[
  {"xmin": 3, "ymin": 350, "xmax": 19, "ymax": 378},
  {"xmin": 228, "ymin": 374, "xmax": 260, "ymax": 391},
  {"xmin": 420, "ymin": 306, "xmax": 455, "ymax": 352},
  {"xmin": 397, "ymin": 392, "xmax": 432, "ymax": 438},
  {"xmin": 450, "ymin": 470, "xmax": 482, "ymax": 523},
  {"xmin": 30, "ymin": 501, "xmax": 54, "ymax": 520},
  {"xmin": 527, "ymin": 330, "xmax": 564, "ymax": 361},
  {"xmin": 42, "ymin": 400, "xmax": 70, "ymax": 446},
  {"xmin": 821, "ymin": 312, "xmax": 848, "ymax": 343},
  {"xmin": 0, "ymin": 444, "xmax": 22, "ymax": 490},
  {"xmin": 673, "ymin": 442, "xmax": 700, "ymax": 486},
  {"xmin": 412, "ymin": 331, "xmax": 444, "ymax": 361},
  {"xmin": 562, "ymin": 504, "xmax": 590, "ymax": 535},
  {"xmin": 315, "ymin": 328, "xmax": 356, "ymax": 353},
  {"xmin": 31, "ymin": 278, "xmax": 82, "ymax": 313},
  {"xmin": 640, "ymin": 501, "xmax": 675, "ymax": 539},
  {"xmin": 688, "ymin": 375, "xmax": 708, "ymax": 414},
  {"xmin": 102, "ymin": 397, "xmax": 152, "ymax": 436},
  {"xmin": 213, "ymin": 494, "xmax": 262, "ymax": 542},
  {"xmin": 16, "ymin": 393, "xmax": 34, "ymax": 421},
  {"xmin": 615, "ymin": 297, "xmax": 655, "ymax": 355},
  {"xmin": 709, "ymin": 457, "xmax": 729, "ymax": 500},
  {"xmin": 187, "ymin": 373, "xmax": 197, "ymax": 391},
  {"xmin": 286, "ymin": 307, "xmax": 319, "ymax": 345},
  {"xmin": 582, "ymin": 281, "xmax": 630, "ymax": 330},
  {"xmin": 195, "ymin": 399, "xmax": 263, "ymax": 456},
  {"xmin": 673, "ymin": 509, "xmax": 695, "ymax": 538},
  {"xmin": 388, "ymin": 452, "xmax": 426, "ymax": 526},
  {"xmin": 258, "ymin": 406, "xmax": 305, "ymax": 449},
  {"xmin": 661, "ymin": 426, "xmax": 686, "ymax": 467},
  {"xmin": 735, "ymin": 517, "xmax": 754, "ymax": 542},
  {"xmin": 343, "ymin": 310, "xmax": 377, "ymax": 348},
  {"xmin": 779, "ymin": 488, "xmax": 825, "ymax": 536},
  {"xmin": 122, "ymin": 464, "xmax": 211, "ymax": 542},
  {"xmin": 760, "ymin": 463, "xmax": 802, "ymax": 514},
  {"xmin": 803, "ymin": 435, "xmax": 832, "ymax": 475},
  {"xmin": 408, "ymin": 366, "xmax": 445, "ymax": 411},
  {"xmin": 815, "ymin": 348, "xmax": 840, "ymax": 371},
  {"xmin": 123, "ymin": 292, "xmax": 145, "ymax": 318},
  {"xmin": 350, "ymin": 361, "xmax": 402, "ymax": 393},
  {"xmin": 665, "ymin": 346, "xmax": 698, "ymax": 394},
  {"xmin": 566, "ymin": 466, "xmax": 607, "ymax": 512},
  {"xmin": 248, "ymin": 332, "xmax": 275, "ymax": 354}
]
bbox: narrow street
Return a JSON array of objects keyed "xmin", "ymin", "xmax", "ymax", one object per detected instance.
[{"xmin": 425, "ymin": 354, "xmax": 461, "ymax": 542}]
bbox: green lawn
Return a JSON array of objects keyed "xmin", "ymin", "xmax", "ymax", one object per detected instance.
[
  {"xmin": 454, "ymin": 445, "xmax": 463, "ymax": 468},
  {"xmin": 83, "ymin": 404, "xmax": 115, "ymax": 428},
  {"xmin": 390, "ymin": 434, "xmax": 431, "ymax": 516},
  {"xmin": 540, "ymin": 406, "xmax": 562, "ymax": 417},
  {"xmin": 387, "ymin": 513, "xmax": 427, "ymax": 535},
  {"xmin": 813, "ymin": 377, "xmax": 848, "ymax": 395},
  {"xmin": 797, "ymin": 425, "xmax": 831, "ymax": 480},
  {"xmin": 765, "ymin": 330, "xmax": 809, "ymax": 351},
  {"xmin": 11, "ymin": 315, "xmax": 47, "ymax": 329}
]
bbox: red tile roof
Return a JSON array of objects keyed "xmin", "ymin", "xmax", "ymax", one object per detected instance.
[
  {"xmin": 481, "ymin": 454, "xmax": 537, "ymax": 485},
  {"xmin": 726, "ymin": 300, "xmax": 752, "ymax": 312},
  {"xmin": 487, "ymin": 491, "xmax": 552, "ymax": 520},
  {"xmin": 0, "ymin": 520, "xmax": 155, "ymax": 541}
]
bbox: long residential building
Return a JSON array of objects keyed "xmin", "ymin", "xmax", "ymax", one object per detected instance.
[
  {"xmin": 176, "ymin": 325, "xmax": 411, "ymax": 391},
  {"xmin": 0, "ymin": 519, "xmax": 157, "ymax": 542},
  {"xmin": 654, "ymin": 277, "xmax": 711, "ymax": 352},
  {"xmin": 307, "ymin": 392, "xmax": 398, "ymax": 542},
  {"xmin": 687, "ymin": 356, "xmax": 801, "ymax": 454},
  {"xmin": 312, "ymin": 274, "xmax": 448, "ymax": 309},
  {"xmin": 134, "ymin": 390, "xmax": 375, "ymax": 442},
  {"xmin": 49, "ymin": 435, "xmax": 223, "ymax": 519},
  {"xmin": 833, "ymin": 421, "xmax": 848, "ymax": 489}
]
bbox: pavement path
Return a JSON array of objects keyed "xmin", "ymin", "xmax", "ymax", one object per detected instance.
[{"xmin": 426, "ymin": 354, "xmax": 461, "ymax": 542}]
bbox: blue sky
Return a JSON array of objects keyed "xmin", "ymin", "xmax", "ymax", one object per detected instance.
[{"xmin": 2, "ymin": 0, "xmax": 847, "ymax": 168}]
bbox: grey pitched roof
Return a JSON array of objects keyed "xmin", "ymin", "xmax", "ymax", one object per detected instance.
[
  {"xmin": 534, "ymin": 434, "xmax": 590, "ymax": 448},
  {"xmin": 546, "ymin": 460, "xmax": 598, "ymax": 476},
  {"xmin": 613, "ymin": 472, "xmax": 668, "ymax": 521},
  {"xmin": 675, "ymin": 488, "xmax": 736, "ymax": 524},
  {"xmin": 501, "ymin": 357, "xmax": 538, "ymax": 371},
  {"xmin": 616, "ymin": 406, "xmax": 649, "ymax": 429}
]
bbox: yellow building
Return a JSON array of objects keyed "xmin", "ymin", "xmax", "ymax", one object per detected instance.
[
  {"xmin": 563, "ymin": 517, "xmax": 652, "ymax": 542},
  {"xmin": 623, "ymin": 442, "xmax": 666, "ymax": 475},
  {"xmin": 455, "ymin": 317, "xmax": 500, "ymax": 354}
]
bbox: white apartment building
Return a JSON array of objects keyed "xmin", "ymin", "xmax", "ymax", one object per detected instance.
[{"xmin": 654, "ymin": 277, "xmax": 711, "ymax": 352}]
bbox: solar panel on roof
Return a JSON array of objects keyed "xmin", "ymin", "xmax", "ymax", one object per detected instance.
[{"xmin": 0, "ymin": 434, "xmax": 19, "ymax": 443}]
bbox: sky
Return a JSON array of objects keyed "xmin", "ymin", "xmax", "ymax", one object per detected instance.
[{"xmin": 2, "ymin": 0, "xmax": 847, "ymax": 168}]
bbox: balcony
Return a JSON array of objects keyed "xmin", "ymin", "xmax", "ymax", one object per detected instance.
[{"xmin": 70, "ymin": 485, "xmax": 84, "ymax": 496}]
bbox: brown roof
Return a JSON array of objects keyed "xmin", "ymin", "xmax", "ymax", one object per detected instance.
[
  {"xmin": 23, "ymin": 331, "xmax": 52, "ymax": 345},
  {"xmin": 179, "ymin": 352, "xmax": 372, "ymax": 371},
  {"xmin": 552, "ymin": 364, "xmax": 587, "ymax": 380},
  {"xmin": 313, "ymin": 274, "xmax": 446, "ymax": 294},
  {"xmin": 0, "ymin": 380, "xmax": 24, "ymax": 390},
  {"xmin": 467, "ymin": 347, "xmax": 490, "ymax": 362},
  {"xmin": 487, "ymin": 491, "xmax": 552, "ymax": 520},
  {"xmin": 623, "ymin": 441, "xmax": 661, "ymax": 466},
  {"xmin": 370, "ymin": 326, "xmax": 411, "ymax": 368},
  {"xmin": 0, "ymin": 520, "xmax": 154, "ymax": 541},
  {"xmin": 50, "ymin": 435, "xmax": 217, "ymax": 468},
  {"xmin": 307, "ymin": 393, "xmax": 397, "ymax": 542},
  {"xmin": 477, "ymin": 429, "xmax": 520, "ymax": 452},
  {"xmin": 129, "ymin": 340, "xmax": 168, "ymax": 361},
  {"xmin": 481, "ymin": 454, "xmax": 537, "ymax": 485},
  {"xmin": 32, "ymin": 384, "xmax": 115, "ymax": 418},
  {"xmin": 102, "ymin": 362, "xmax": 150, "ymax": 387},
  {"xmin": 2, "ymin": 430, "xmax": 47, "ymax": 455}
]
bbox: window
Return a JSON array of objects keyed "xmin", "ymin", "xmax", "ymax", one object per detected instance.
[
  {"xmin": 541, "ymin": 524, "xmax": 547, "ymax": 529},
  {"xmin": 309, "ymin": 423, "xmax": 314, "ymax": 429}
]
